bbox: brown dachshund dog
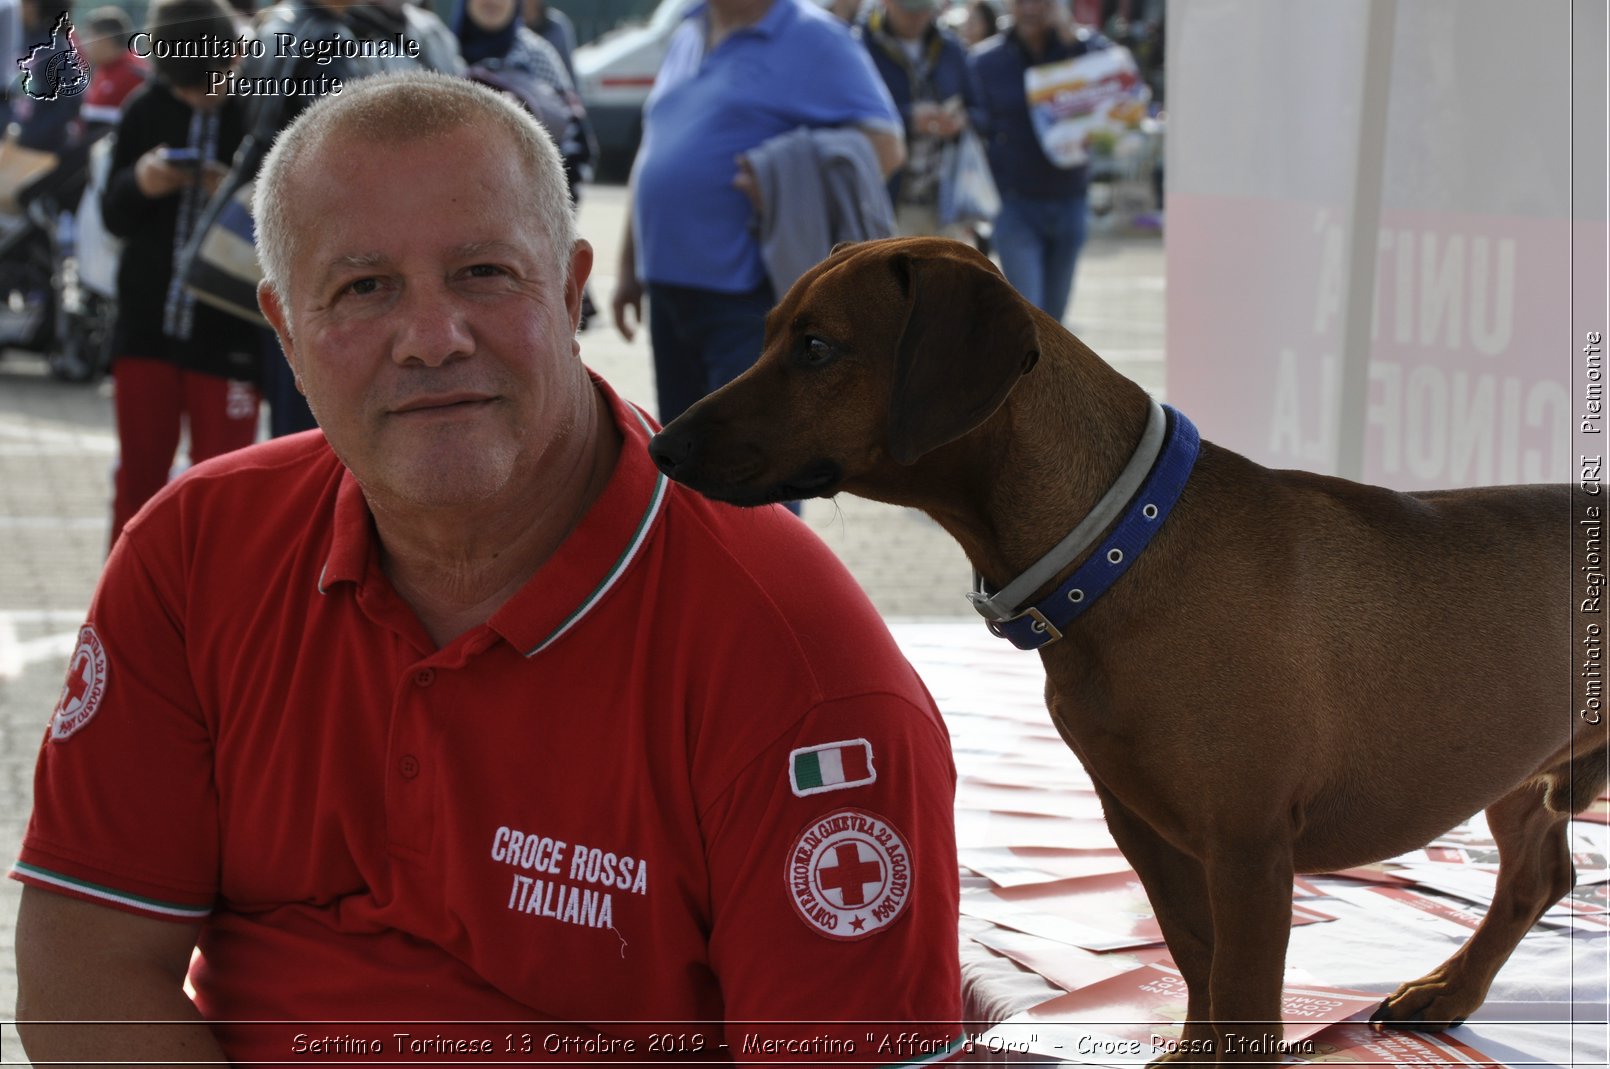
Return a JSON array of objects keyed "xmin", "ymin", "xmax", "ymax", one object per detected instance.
[{"xmin": 648, "ymin": 237, "xmax": 1605, "ymax": 1065}]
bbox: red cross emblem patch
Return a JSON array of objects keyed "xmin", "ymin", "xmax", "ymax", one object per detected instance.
[
  {"xmin": 50, "ymin": 625, "xmax": 107, "ymax": 741},
  {"xmin": 787, "ymin": 809, "xmax": 912, "ymax": 941}
]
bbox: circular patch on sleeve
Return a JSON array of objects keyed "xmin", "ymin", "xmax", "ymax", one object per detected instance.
[
  {"xmin": 50, "ymin": 625, "xmax": 108, "ymax": 741},
  {"xmin": 786, "ymin": 808, "xmax": 913, "ymax": 941}
]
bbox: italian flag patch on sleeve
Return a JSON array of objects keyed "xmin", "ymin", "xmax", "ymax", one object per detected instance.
[{"xmin": 789, "ymin": 739, "xmax": 876, "ymax": 797}]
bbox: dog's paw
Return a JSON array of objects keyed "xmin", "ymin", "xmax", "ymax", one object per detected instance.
[{"xmin": 1370, "ymin": 973, "xmax": 1476, "ymax": 1032}]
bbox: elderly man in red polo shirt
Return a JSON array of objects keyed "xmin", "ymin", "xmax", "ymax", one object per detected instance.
[{"xmin": 12, "ymin": 71, "xmax": 964, "ymax": 1065}]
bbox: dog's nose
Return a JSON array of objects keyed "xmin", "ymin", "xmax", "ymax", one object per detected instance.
[{"xmin": 647, "ymin": 428, "xmax": 691, "ymax": 477}]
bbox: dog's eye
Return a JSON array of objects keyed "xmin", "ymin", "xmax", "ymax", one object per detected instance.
[{"xmin": 801, "ymin": 337, "xmax": 836, "ymax": 368}]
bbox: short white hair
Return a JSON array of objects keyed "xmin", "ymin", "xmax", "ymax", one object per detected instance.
[{"xmin": 253, "ymin": 70, "xmax": 577, "ymax": 300}]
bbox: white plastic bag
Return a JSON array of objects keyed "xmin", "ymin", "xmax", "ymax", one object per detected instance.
[
  {"xmin": 937, "ymin": 127, "xmax": 1001, "ymax": 227},
  {"xmin": 74, "ymin": 134, "xmax": 120, "ymax": 298}
]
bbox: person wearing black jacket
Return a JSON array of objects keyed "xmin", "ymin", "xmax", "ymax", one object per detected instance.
[{"xmin": 102, "ymin": 0, "xmax": 259, "ymax": 547}]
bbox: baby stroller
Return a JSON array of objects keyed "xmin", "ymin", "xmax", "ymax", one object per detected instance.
[
  {"xmin": 0, "ymin": 124, "xmax": 118, "ymax": 381},
  {"xmin": 0, "ymin": 134, "xmax": 62, "ymax": 359},
  {"xmin": 52, "ymin": 128, "xmax": 118, "ymax": 382}
]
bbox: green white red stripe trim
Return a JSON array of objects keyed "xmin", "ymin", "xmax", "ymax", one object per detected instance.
[
  {"xmin": 11, "ymin": 861, "xmax": 212, "ymax": 919},
  {"xmin": 790, "ymin": 738, "xmax": 876, "ymax": 797},
  {"xmin": 524, "ymin": 405, "xmax": 668, "ymax": 658}
]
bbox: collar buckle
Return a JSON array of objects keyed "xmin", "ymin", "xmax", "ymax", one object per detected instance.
[
  {"xmin": 986, "ymin": 605, "xmax": 1064, "ymax": 649},
  {"xmin": 1017, "ymin": 606, "xmax": 1064, "ymax": 645}
]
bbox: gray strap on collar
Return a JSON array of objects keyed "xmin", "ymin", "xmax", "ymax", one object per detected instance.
[{"xmin": 967, "ymin": 397, "xmax": 1168, "ymax": 623}]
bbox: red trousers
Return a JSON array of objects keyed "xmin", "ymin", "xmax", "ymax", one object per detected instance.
[{"xmin": 111, "ymin": 357, "xmax": 260, "ymax": 545}]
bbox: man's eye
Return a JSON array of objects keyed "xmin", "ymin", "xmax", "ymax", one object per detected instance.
[
  {"xmin": 344, "ymin": 277, "xmax": 380, "ymax": 297},
  {"xmin": 466, "ymin": 264, "xmax": 507, "ymax": 278}
]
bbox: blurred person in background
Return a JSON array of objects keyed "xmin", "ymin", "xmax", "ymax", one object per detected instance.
[
  {"xmin": 522, "ymin": 0, "xmax": 576, "ymax": 81},
  {"xmin": 11, "ymin": 0, "xmax": 83, "ymax": 152},
  {"xmin": 969, "ymin": 0, "xmax": 1102, "ymax": 322},
  {"xmin": 456, "ymin": 0, "xmax": 597, "ymax": 326},
  {"xmin": 78, "ymin": 7, "xmax": 146, "ymax": 130},
  {"xmin": 959, "ymin": 0, "xmax": 999, "ymax": 46},
  {"xmin": 454, "ymin": 0, "xmax": 578, "ymax": 129},
  {"xmin": 612, "ymin": 0, "xmax": 903, "ymax": 431},
  {"xmin": 16, "ymin": 4, "xmax": 136, "ymax": 207},
  {"xmin": 0, "ymin": 0, "xmax": 19, "ymax": 128},
  {"xmin": 825, "ymin": 0, "xmax": 860, "ymax": 22},
  {"xmin": 859, "ymin": 0, "xmax": 982, "ymax": 238},
  {"xmin": 350, "ymin": 0, "xmax": 465, "ymax": 74},
  {"xmin": 101, "ymin": 0, "xmax": 258, "ymax": 546}
]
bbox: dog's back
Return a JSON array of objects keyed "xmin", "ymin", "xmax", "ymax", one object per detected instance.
[{"xmin": 1097, "ymin": 453, "xmax": 1592, "ymax": 871}]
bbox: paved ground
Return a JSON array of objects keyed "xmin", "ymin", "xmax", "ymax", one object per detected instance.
[{"xmin": 0, "ymin": 181, "xmax": 1163, "ymax": 1061}]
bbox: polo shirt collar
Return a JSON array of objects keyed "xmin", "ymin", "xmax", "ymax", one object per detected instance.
[
  {"xmin": 317, "ymin": 374, "xmax": 670, "ymax": 658},
  {"xmin": 492, "ymin": 377, "xmax": 669, "ymax": 657},
  {"xmin": 321, "ymin": 465, "xmax": 373, "ymax": 595}
]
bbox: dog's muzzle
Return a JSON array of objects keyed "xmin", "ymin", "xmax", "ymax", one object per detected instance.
[{"xmin": 649, "ymin": 426, "xmax": 842, "ymax": 506}]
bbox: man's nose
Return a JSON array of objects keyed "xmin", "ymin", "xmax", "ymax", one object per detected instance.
[{"xmin": 391, "ymin": 283, "xmax": 475, "ymax": 366}]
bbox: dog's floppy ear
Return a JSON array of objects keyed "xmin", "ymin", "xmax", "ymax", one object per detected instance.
[{"xmin": 886, "ymin": 252, "xmax": 1040, "ymax": 466}]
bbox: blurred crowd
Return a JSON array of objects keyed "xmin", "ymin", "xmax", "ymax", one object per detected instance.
[
  {"xmin": 0, "ymin": 0, "xmax": 593, "ymax": 547},
  {"xmin": 0, "ymin": 0, "xmax": 1162, "ymax": 546}
]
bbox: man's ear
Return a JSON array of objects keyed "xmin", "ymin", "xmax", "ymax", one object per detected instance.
[
  {"xmin": 257, "ymin": 281, "xmax": 304, "ymax": 393},
  {"xmin": 566, "ymin": 239, "xmax": 594, "ymax": 338}
]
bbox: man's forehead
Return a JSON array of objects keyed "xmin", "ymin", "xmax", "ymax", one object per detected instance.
[
  {"xmin": 286, "ymin": 118, "xmax": 525, "ymax": 191},
  {"xmin": 280, "ymin": 131, "xmax": 528, "ymax": 228},
  {"xmin": 319, "ymin": 239, "xmax": 532, "ymax": 268}
]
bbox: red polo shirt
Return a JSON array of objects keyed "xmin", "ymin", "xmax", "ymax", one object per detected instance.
[{"xmin": 15, "ymin": 375, "xmax": 963, "ymax": 1065}]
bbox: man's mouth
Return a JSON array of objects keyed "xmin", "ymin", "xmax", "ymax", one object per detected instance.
[{"xmin": 391, "ymin": 394, "xmax": 497, "ymax": 416}]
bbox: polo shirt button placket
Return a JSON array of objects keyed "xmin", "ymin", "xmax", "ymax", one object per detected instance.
[{"xmin": 388, "ymin": 664, "xmax": 439, "ymax": 852}]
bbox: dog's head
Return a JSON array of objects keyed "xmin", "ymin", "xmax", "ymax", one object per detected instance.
[{"xmin": 648, "ymin": 237, "xmax": 1041, "ymax": 506}]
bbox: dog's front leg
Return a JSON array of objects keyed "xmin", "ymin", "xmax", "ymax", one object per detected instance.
[
  {"xmin": 1091, "ymin": 785, "xmax": 1218, "ymax": 1066},
  {"xmin": 1202, "ymin": 837, "xmax": 1294, "ymax": 1068}
]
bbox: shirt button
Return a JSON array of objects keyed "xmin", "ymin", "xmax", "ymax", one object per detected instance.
[
  {"xmin": 398, "ymin": 754, "xmax": 420, "ymax": 779},
  {"xmin": 414, "ymin": 669, "xmax": 435, "ymax": 688}
]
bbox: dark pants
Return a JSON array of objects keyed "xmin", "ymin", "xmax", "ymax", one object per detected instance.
[
  {"xmin": 647, "ymin": 279, "xmax": 800, "ymax": 515},
  {"xmin": 646, "ymin": 279, "xmax": 774, "ymax": 425}
]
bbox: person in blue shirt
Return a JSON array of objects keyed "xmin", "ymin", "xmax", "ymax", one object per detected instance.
[
  {"xmin": 610, "ymin": 0, "xmax": 904, "ymax": 431},
  {"xmin": 859, "ymin": 0, "xmax": 985, "ymax": 238},
  {"xmin": 969, "ymin": 0, "xmax": 1103, "ymax": 323}
]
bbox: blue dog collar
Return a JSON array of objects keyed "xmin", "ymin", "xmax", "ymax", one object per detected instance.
[{"xmin": 970, "ymin": 403, "xmax": 1200, "ymax": 651}]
